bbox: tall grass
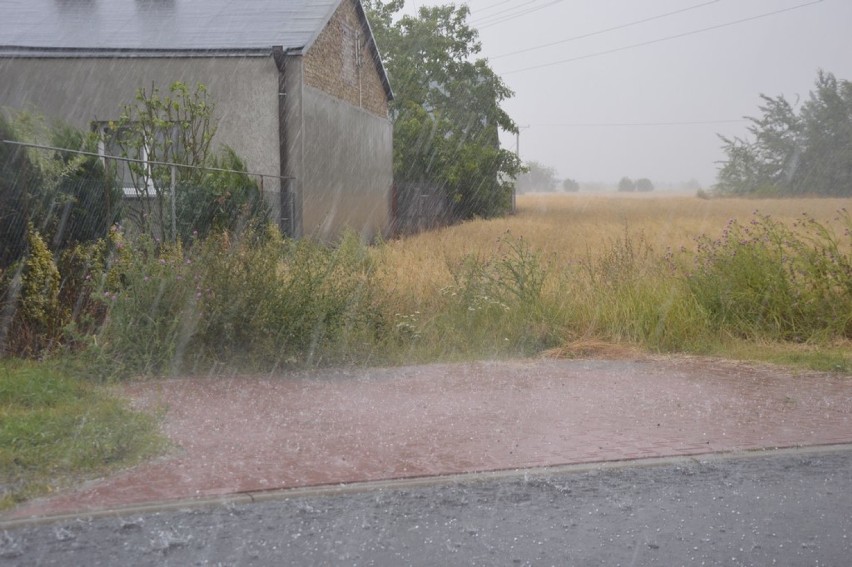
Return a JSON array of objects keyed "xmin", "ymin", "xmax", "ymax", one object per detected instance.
[
  {"xmin": 688, "ymin": 211, "xmax": 852, "ymax": 341},
  {"xmin": 376, "ymin": 194, "xmax": 851, "ymax": 362},
  {"xmin": 83, "ymin": 228, "xmax": 382, "ymax": 378}
]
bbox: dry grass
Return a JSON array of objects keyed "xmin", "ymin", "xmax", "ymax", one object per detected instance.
[
  {"xmin": 378, "ymin": 193, "xmax": 851, "ymax": 300},
  {"xmin": 541, "ymin": 339, "xmax": 646, "ymax": 361}
]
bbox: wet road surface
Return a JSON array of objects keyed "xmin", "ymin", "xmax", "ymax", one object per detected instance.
[{"xmin": 3, "ymin": 446, "xmax": 851, "ymax": 566}]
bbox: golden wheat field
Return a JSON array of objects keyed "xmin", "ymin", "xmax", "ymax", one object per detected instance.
[{"xmin": 378, "ymin": 193, "xmax": 852, "ymax": 299}]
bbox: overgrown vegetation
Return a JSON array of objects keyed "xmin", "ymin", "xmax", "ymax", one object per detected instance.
[
  {"xmin": 3, "ymin": 197, "xmax": 851, "ymax": 376},
  {"xmin": 82, "ymin": 228, "xmax": 380, "ymax": 378},
  {"xmin": 688, "ymin": 211, "xmax": 852, "ymax": 341},
  {"xmin": 0, "ymin": 360, "xmax": 164, "ymax": 509}
]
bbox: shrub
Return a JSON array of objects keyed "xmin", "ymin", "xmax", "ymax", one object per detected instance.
[
  {"xmin": 84, "ymin": 236, "xmax": 200, "ymax": 377},
  {"xmin": 687, "ymin": 211, "xmax": 852, "ymax": 341},
  {"xmin": 0, "ymin": 228, "xmax": 69, "ymax": 357},
  {"xmin": 86, "ymin": 227, "xmax": 383, "ymax": 377},
  {"xmin": 0, "ymin": 113, "xmax": 119, "ymax": 269},
  {"xmin": 175, "ymin": 147, "xmax": 270, "ymax": 242}
]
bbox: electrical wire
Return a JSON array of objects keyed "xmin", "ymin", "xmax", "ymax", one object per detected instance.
[
  {"xmin": 491, "ymin": 0, "xmax": 720, "ymax": 60},
  {"xmin": 471, "ymin": 0, "xmax": 566, "ymax": 28},
  {"xmin": 470, "ymin": 0, "xmax": 544, "ymax": 24},
  {"xmin": 500, "ymin": 0, "xmax": 824, "ymax": 75},
  {"xmin": 528, "ymin": 119, "xmax": 748, "ymax": 127},
  {"xmin": 468, "ymin": 0, "xmax": 514, "ymax": 16}
]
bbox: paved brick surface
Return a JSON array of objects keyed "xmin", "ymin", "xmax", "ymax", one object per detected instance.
[{"xmin": 7, "ymin": 357, "xmax": 852, "ymax": 520}]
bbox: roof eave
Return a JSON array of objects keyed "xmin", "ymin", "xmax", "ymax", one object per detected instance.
[
  {"xmin": 357, "ymin": 2, "xmax": 394, "ymax": 101},
  {"xmin": 0, "ymin": 46, "xmax": 277, "ymax": 58}
]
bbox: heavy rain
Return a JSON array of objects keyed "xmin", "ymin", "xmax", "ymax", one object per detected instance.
[{"xmin": 1, "ymin": 0, "xmax": 851, "ymax": 564}]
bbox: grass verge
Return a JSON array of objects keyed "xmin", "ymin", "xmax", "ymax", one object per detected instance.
[
  {"xmin": 0, "ymin": 360, "xmax": 166, "ymax": 510},
  {"xmin": 706, "ymin": 341, "xmax": 852, "ymax": 374}
]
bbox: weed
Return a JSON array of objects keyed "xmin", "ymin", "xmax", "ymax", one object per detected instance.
[{"xmin": 688, "ymin": 211, "xmax": 852, "ymax": 341}]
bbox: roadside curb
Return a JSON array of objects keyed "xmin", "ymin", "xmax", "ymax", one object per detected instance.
[{"xmin": 5, "ymin": 442, "xmax": 852, "ymax": 530}]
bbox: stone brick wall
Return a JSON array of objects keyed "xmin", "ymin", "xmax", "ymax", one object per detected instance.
[{"xmin": 304, "ymin": 0, "xmax": 389, "ymax": 118}]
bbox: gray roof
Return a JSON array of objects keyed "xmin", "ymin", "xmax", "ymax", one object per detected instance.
[
  {"xmin": 1, "ymin": 0, "xmax": 339, "ymax": 53},
  {"xmin": 1, "ymin": 0, "xmax": 393, "ymax": 99}
]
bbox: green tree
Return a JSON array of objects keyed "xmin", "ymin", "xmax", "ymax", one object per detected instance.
[
  {"xmin": 516, "ymin": 161, "xmax": 558, "ymax": 193},
  {"xmin": 113, "ymin": 82, "xmax": 266, "ymax": 241},
  {"xmin": 562, "ymin": 178, "xmax": 580, "ymax": 192},
  {"xmin": 716, "ymin": 93, "xmax": 801, "ymax": 195},
  {"xmin": 364, "ymin": 0, "xmax": 521, "ymax": 219},
  {"xmin": 49, "ymin": 125, "xmax": 120, "ymax": 250},
  {"xmin": 716, "ymin": 70, "xmax": 852, "ymax": 196},
  {"xmin": 0, "ymin": 112, "xmax": 117, "ymax": 268},
  {"xmin": 795, "ymin": 71, "xmax": 852, "ymax": 195},
  {"xmin": 0, "ymin": 113, "xmax": 40, "ymax": 268},
  {"xmin": 113, "ymin": 82, "xmax": 216, "ymax": 240},
  {"xmin": 636, "ymin": 178, "xmax": 654, "ymax": 192},
  {"xmin": 617, "ymin": 177, "xmax": 635, "ymax": 192}
]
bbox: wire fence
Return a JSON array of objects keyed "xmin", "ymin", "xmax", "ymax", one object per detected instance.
[{"xmin": 1, "ymin": 139, "xmax": 291, "ymax": 267}]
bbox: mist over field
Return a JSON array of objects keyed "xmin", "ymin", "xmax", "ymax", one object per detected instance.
[{"xmin": 407, "ymin": 0, "xmax": 852, "ymax": 187}]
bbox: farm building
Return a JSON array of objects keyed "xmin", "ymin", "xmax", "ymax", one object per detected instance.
[{"xmin": 0, "ymin": 0, "xmax": 394, "ymax": 241}]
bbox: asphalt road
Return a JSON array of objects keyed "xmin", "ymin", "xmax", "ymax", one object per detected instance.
[{"xmin": 3, "ymin": 446, "xmax": 851, "ymax": 566}]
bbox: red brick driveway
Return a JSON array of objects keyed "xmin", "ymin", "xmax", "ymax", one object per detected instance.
[{"xmin": 7, "ymin": 356, "xmax": 852, "ymax": 520}]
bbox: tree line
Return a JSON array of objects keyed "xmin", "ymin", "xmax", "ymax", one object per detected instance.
[{"xmin": 716, "ymin": 70, "xmax": 852, "ymax": 197}]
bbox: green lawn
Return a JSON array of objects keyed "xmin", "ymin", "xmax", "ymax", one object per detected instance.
[{"xmin": 0, "ymin": 360, "xmax": 165, "ymax": 510}]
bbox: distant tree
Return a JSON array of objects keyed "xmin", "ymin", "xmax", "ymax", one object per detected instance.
[
  {"xmin": 636, "ymin": 178, "xmax": 654, "ymax": 192},
  {"xmin": 683, "ymin": 178, "xmax": 702, "ymax": 192},
  {"xmin": 562, "ymin": 178, "xmax": 580, "ymax": 192},
  {"xmin": 617, "ymin": 177, "xmax": 636, "ymax": 192},
  {"xmin": 716, "ymin": 70, "xmax": 852, "ymax": 196},
  {"xmin": 515, "ymin": 161, "xmax": 558, "ymax": 193},
  {"xmin": 364, "ymin": 0, "xmax": 522, "ymax": 219}
]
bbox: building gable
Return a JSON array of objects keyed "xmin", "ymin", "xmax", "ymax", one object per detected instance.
[{"xmin": 303, "ymin": 0, "xmax": 391, "ymax": 117}]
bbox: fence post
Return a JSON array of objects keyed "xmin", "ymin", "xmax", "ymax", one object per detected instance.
[{"xmin": 170, "ymin": 162, "xmax": 177, "ymax": 243}]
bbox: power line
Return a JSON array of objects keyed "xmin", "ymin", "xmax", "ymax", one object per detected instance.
[
  {"xmin": 528, "ymin": 119, "xmax": 748, "ymax": 127},
  {"xmin": 501, "ymin": 0, "xmax": 824, "ymax": 75},
  {"xmin": 469, "ymin": 0, "xmax": 533, "ymax": 20},
  {"xmin": 491, "ymin": 0, "xmax": 720, "ymax": 60},
  {"xmin": 470, "ymin": 0, "xmax": 541, "ymax": 24},
  {"xmin": 468, "ymin": 0, "xmax": 514, "ymax": 16},
  {"xmin": 478, "ymin": 0, "xmax": 564, "ymax": 29}
]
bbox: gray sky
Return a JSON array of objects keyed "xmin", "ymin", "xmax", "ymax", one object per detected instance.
[{"xmin": 401, "ymin": 0, "xmax": 852, "ymax": 187}]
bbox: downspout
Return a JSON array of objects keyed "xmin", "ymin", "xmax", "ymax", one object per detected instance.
[{"xmin": 272, "ymin": 46, "xmax": 292, "ymax": 236}]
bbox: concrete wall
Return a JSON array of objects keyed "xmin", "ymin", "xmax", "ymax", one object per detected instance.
[
  {"xmin": 299, "ymin": 84, "xmax": 392, "ymax": 241},
  {"xmin": 284, "ymin": 0, "xmax": 394, "ymax": 242},
  {"xmin": 0, "ymin": 56, "xmax": 282, "ymax": 219}
]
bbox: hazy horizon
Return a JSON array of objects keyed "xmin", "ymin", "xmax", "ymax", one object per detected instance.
[{"xmin": 400, "ymin": 0, "xmax": 852, "ymax": 187}]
